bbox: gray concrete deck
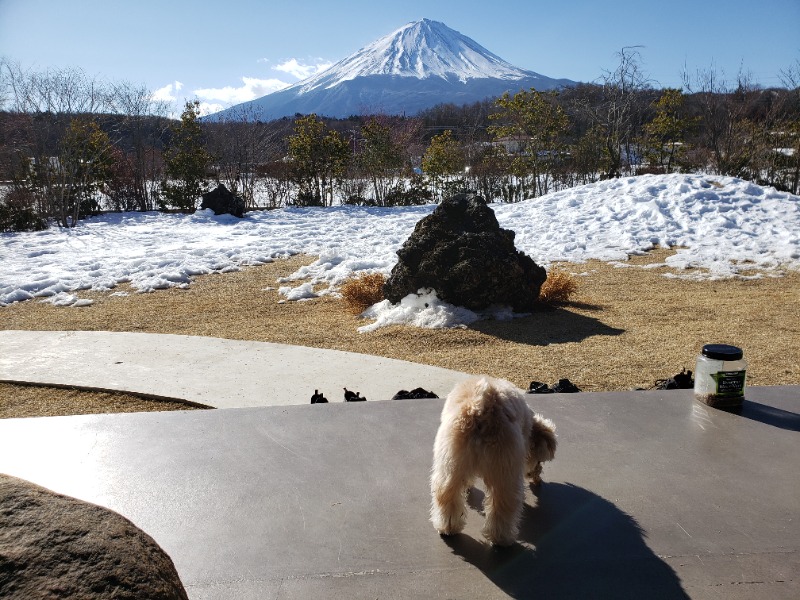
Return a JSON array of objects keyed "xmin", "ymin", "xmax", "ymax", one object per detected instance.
[
  {"xmin": 0, "ymin": 386, "xmax": 797, "ymax": 599},
  {"xmin": 0, "ymin": 330, "xmax": 471, "ymax": 407}
]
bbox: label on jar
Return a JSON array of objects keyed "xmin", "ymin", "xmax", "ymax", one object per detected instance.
[{"xmin": 711, "ymin": 370, "xmax": 746, "ymax": 397}]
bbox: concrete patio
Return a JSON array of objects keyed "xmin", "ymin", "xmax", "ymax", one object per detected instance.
[
  {"xmin": 0, "ymin": 330, "xmax": 471, "ymax": 407},
  {"xmin": 0, "ymin": 384, "xmax": 797, "ymax": 599}
]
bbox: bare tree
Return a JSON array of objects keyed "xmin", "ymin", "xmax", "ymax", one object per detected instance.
[
  {"xmin": 8, "ymin": 64, "xmax": 107, "ymax": 115},
  {"xmin": 775, "ymin": 60, "xmax": 800, "ymax": 193},
  {"xmin": 579, "ymin": 47, "xmax": 652, "ymax": 178},
  {"xmin": 107, "ymin": 81, "xmax": 171, "ymax": 211},
  {"xmin": 205, "ymin": 105, "xmax": 284, "ymax": 209},
  {"xmin": 0, "ymin": 62, "xmax": 172, "ymax": 222},
  {"xmin": 0, "ymin": 57, "xmax": 11, "ymax": 111},
  {"xmin": 1, "ymin": 63, "xmax": 114, "ymax": 222},
  {"xmin": 682, "ymin": 64, "xmax": 761, "ymax": 176},
  {"xmin": 258, "ymin": 158, "xmax": 293, "ymax": 208},
  {"xmin": 779, "ymin": 59, "xmax": 800, "ymax": 91}
]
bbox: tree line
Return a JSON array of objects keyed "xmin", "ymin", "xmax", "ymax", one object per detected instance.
[{"xmin": 1, "ymin": 51, "xmax": 798, "ymax": 232}]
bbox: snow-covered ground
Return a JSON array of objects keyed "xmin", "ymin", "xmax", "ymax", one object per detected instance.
[{"xmin": 1, "ymin": 174, "xmax": 799, "ymax": 329}]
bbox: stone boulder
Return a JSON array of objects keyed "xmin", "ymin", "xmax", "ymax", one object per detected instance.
[
  {"xmin": 0, "ymin": 474, "xmax": 189, "ymax": 600},
  {"xmin": 383, "ymin": 193, "xmax": 546, "ymax": 312},
  {"xmin": 200, "ymin": 184, "xmax": 245, "ymax": 217}
]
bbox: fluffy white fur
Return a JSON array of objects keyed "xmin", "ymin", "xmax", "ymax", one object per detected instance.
[{"xmin": 430, "ymin": 375, "xmax": 557, "ymax": 546}]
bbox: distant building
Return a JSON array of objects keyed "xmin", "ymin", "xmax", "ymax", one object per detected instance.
[{"xmin": 492, "ymin": 135, "xmax": 532, "ymax": 155}]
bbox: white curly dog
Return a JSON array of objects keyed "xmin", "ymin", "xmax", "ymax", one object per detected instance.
[{"xmin": 430, "ymin": 375, "xmax": 557, "ymax": 546}]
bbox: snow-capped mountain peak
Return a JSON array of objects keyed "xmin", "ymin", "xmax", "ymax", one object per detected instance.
[
  {"xmin": 207, "ymin": 19, "xmax": 574, "ymax": 121},
  {"xmin": 298, "ymin": 18, "xmax": 536, "ymax": 92}
]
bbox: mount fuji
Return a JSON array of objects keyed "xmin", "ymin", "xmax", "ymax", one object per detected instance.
[{"xmin": 209, "ymin": 19, "xmax": 575, "ymax": 121}]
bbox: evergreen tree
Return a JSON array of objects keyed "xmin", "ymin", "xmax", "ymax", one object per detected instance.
[
  {"xmin": 19, "ymin": 117, "xmax": 116, "ymax": 227},
  {"xmin": 489, "ymin": 89, "xmax": 569, "ymax": 197},
  {"xmin": 161, "ymin": 101, "xmax": 212, "ymax": 212},
  {"xmin": 287, "ymin": 114, "xmax": 349, "ymax": 206},
  {"xmin": 60, "ymin": 117, "xmax": 116, "ymax": 222},
  {"xmin": 421, "ymin": 130, "xmax": 465, "ymax": 200},
  {"xmin": 571, "ymin": 125, "xmax": 608, "ymax": 185},
  {"xmin": 359, "ymin": 117, "xmax": 404, "ymax": 205},
  {"xmin": 643, "ymin": 89, "xmax": 695, "ymax": 173}
]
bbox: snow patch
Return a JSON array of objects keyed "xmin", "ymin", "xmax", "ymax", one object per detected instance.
[
  {"xmin": 40, "ymin": 292, "xmax": 94, "ymax": 307},
  {"xmin": 1, "ymin": 174, "xmax": 799, "ymax": 324},
  {"xmin": 358, "ymin": 289, "xmax": 479, "ymax": 332},
  {"xmin": 279, "ymin": 282, "xmax": 318, "ymax": 301}
]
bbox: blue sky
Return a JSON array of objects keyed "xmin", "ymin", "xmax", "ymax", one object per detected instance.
[{"xmin": 1, "ymin": 0, "xmax": 798, "ymax": 114}]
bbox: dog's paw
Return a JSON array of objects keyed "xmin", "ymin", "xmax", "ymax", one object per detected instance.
[
  {"xmin": 435, "ymin": 524, "xmax": 464, "ymax": 536},
  {"xmin": 482, "ymin": 526, "xmax": 517, "ymax": 547},
  {"xmin": 437, "ymin": 527, "xmax": 462, "ymax": 537},
  {"xmin": 526, "ymin": 462, "xmax": 544, "ymax": 485},
  {"xmin": 482, "ymin": 511, "xmax": 520, "ymax": 546},
  {"xmin": 432, "ymin": 511, "xmax": 466, "ymax": 536},
  {"xmin": 434, "ymin": 518, "xmax": 466, "ymax": 536}
]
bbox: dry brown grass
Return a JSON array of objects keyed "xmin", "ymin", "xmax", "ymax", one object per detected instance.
[
  {"xmin": 539, "ymin": 269, "xmax": 579, "ymax": 304},
  {"xmin": 2, "ymin": 250, "xmax": 799, "ymax": 418},
  {"xmin": 0, "ymin": 382, "xmax": 205, "ymax": 419},
  {"xmin": 340, "ymin": 272, "xmax": 387, "ymax": 314}
]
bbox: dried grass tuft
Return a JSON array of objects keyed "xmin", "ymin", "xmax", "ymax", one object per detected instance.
[
  {"xmin": 539, "ymin": 268, "xmax": 579, "ymax": 304},
  {"xmin": 340, "ymin": 272, "xmax": 386, "ymax": 314}
]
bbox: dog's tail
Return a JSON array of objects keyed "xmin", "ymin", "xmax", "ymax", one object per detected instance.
[
  {"xmin": 530, "ymin": 414, "xmax": 557, "ymax": 462},
  {"xmin": 458, "ymin": 376, "xmax": 515, "ymax": 429}
]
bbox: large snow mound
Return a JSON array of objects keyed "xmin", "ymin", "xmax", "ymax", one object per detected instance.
[{"xmin": 1, "ymin": 174, "xmax": 798, "ymax": 309}]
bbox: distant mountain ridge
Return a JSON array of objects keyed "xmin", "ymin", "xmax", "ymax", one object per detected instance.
[{"xmin": 209, "ymin": 19, "xmax": 575, "ymax": 121}]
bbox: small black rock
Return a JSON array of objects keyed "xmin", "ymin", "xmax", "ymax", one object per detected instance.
[
  {"xmin": 392, "ymin": 387, "xmax": 439, "ymax": 400},
  {"xmin": 200, "ymin": 184, "xmax": 245, "ymax": 217}
]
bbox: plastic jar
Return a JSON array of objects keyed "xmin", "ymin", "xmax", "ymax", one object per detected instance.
[{"xmin": 694, "ymin": 344, "xmax": 747, "ymax": 407}]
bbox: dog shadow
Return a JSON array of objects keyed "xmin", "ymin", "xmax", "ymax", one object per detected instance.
[
  {"xmin": 446, "ymin": 482, "xmax": 690, "ymax": 600},
  {"xmin": 469, "ymin": 307, "xmax": 624, "ymax": 346}
]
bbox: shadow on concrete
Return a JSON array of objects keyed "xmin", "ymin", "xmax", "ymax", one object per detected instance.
[
  {"xmin": 470, "ymin": 308, "xmax": 625, "ymax": 346},
  {"xmin": 725, "ymin": 400, "xmax": 800, "ymax": 432},
  {"xmin": 445, "ymin": 482, "xmax": 689, "ymax": 600}
]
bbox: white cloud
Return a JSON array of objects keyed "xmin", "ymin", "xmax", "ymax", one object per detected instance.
[
  {"xmin": 148, "ymin": 58, "xmax": 332, "ymax": 119},
  {"xmin": 196, "ymin": 102, "xmax": 225, "ymax": 117},
  {"xmin": 274, "ymin": 58, "xmax": 333, "ymax": 80},
  {"xmin": 193, "ymin": 77, "xmax": 289, "ymax": 105},
  {"xmin": 151, "ymin": 81, "xmax": 184, "ymax": 102}
]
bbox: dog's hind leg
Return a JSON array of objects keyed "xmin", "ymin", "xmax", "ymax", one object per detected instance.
[
  {"xmin": 430, "ymin": 459, "xmax": 469, "ymax": 536},
  {"xmin": 481, "ymin": 468, "xmax": 525, "ymax": 546}
]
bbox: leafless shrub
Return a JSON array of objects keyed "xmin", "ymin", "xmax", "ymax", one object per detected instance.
[
  {"xmin": 340, "ymin": 272, "xmax": 386, "ymax": 314},
  {"xmin": 539, "ymin": 269, "xmax": 578, "ymax": 304}
]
